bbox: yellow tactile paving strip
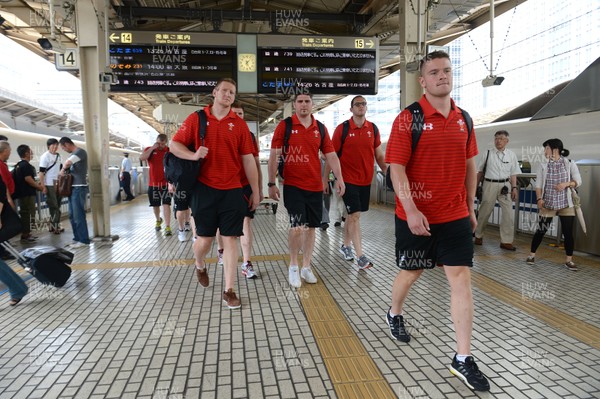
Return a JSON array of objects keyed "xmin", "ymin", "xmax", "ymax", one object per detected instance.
[
  {"xmin": 298, "ymin": 273, "xmax": 397, "ymax": 399},
  {"xmin": 471, "ymin": 270, "xmax": 600, "ymax": 349}
]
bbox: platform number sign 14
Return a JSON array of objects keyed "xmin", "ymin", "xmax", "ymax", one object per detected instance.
[{"xmin": 55, "ymin": 48, "xmax": 79, "ymax": 71}]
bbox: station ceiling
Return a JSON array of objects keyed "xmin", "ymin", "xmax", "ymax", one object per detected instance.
[{"xmin": 0, "ymin": 0, "xmax": 523, "ymax": 135}]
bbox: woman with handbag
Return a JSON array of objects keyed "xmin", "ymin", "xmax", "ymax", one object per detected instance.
[
  {"xmin": 526, "ymin": 139, "xmax": 582, "ymax": 271},
  {"xmin": 0, "ymin": 177, "xmax": 28, "ymax": 306}
]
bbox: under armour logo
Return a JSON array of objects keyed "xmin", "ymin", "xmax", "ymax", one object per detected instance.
[
  {"xmin": 228, "ymin": 123, "xmax": 234, "ymax": 131},
  {"xmin": 422, "ymin": 123, "xmax": 434, "ymax": 131},
  {"xmin": 349, "ymin": 133, "xmax": 355, "ymax": 137},
  {"xmin": 291, "ymin": 129, "xmax": 299, "ymax": 134}
]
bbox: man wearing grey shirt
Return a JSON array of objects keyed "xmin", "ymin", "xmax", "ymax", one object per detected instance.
[
  {"xmin": 59, "ymin": 137, "xmax": 90, "ymax": 248},
  {"xmin": 474, "ymin": 130, "xmax": 522, "ymax": 250}
]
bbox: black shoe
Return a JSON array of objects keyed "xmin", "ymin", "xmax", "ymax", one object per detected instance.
[
  {"xmin": 449, "ymin": 355, "xmax": 490, "ymax": 391},
  {"xmin": 334, "ymin": 221, "xmax": 341, "ymax": 227},
  {"xmin": 320, "ymin": 223, "xmax": 329, "ymax": 231},
  {"xmin": 385, "ymin": 308, "xmax": 410, "ymax": 342}
]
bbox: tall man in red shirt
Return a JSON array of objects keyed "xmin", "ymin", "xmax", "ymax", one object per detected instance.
[
  {"xmin": 385, "ymin": 51, "xmax": 490, "ymax": 392},
  {"xmin": 329, "ymin": 95, "xmax": 387, "ymax": 269},
  {"xmin": 170, "ymin": 78, "xmax": 259, "ymax": 309},
  {"xmin": 140, "ymin": 134, "xmax": 172, "ymax": 236},
  {"xmin": 268, "ymin": 93, "xmax": 345, "ymax": 288}
]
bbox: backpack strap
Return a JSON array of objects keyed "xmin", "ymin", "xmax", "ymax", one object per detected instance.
[
  {"xmin": 372, "ymin": 123, "xmax": 380, "ymax": 148},
  {"xmin": 197, "ymin": 109, "xmax": 207, "ymax": 146},
  {"xmin": 316, "ymin": 120, "xmax": 326, "ymax": 151},
  {"xmin": 407, "ymin": 102, "xmax": 424, "ymax": 154},
  {"xmin": 337, "ymin": 120, "xmax": 350, "ymax": 158},
  {"xmin": 283, "ymin": 116, "xmax": 293, "ymax": 154},
  {"xmin": 457, "ymin": 106, "xmax": 473, "ymax": 146}
]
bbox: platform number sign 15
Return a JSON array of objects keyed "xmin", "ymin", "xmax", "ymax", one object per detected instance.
[{"xmin": 55, "ymin": 48, "xmax": 79, "ymax": 71}]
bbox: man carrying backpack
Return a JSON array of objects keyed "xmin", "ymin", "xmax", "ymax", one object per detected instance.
[
  {"xmin": 385, "ymin": 51, "xmax": 490, "ymax": 392},
  {"xmin": 267, "ymin": 93, "xmax": 345, "ymax": 288},
  {"xmin": 140, "ymin": 134, "xmax": 172, "ymax": 236},
  {"xmin": 328, "ymin": 95, "xmax": 387, "ymax": 269},
  {"xmin": 12, "ymin": 145, "xmax": 44, "ymax": 242}
]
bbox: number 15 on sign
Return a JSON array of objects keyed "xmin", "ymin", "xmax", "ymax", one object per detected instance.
[{"xmin": 55, "ymin": 48, "xmax": 79, "ymax": 71}]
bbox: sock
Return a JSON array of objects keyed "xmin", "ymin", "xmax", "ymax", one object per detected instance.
[
  {"xmin": 289, "ymin": 265, "xmax": 299, "ymax": 271},
  {"xmin": 456, "ymin": 354, "xmax": 470, "ymax": 362},
  {"xmin": 388, "ymin": 309, "xmax": 402, "ymax": 317}
]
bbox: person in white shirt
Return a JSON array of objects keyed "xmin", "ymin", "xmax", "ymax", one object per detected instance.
[
  {"xmin": 474, "ymin": 130, "xmax": 522, "ymax": 250},
  {"xmin": 120, "ymin": 153, "xmax": 135, "ymax": 201},
  {"xmin": 37, "ymin": 138, "xmax": 64, "ymax": 234}
]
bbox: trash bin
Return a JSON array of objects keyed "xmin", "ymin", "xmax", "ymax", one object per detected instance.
[{"xmin": 574, "ymin": 160, "xmax": 600, "ymax": 256}]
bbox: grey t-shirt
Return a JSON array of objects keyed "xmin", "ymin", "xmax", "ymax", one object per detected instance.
[{"xmin": 68, "ymin": 147, "xmax": 88, "ymax": 186}]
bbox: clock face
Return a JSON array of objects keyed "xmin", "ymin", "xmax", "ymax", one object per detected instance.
[{"xmin": 238, "ymin": 53, "xmax": 256, "ymax": 72}]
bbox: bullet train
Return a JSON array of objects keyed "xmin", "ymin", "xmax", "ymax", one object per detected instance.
[
  {"xmin": 473, "ymin": 110, "xmax": 600, "ymax": 172},
  {"xmin": 0, "ymin": 127, "xmax": 141, "ymax": 169}
]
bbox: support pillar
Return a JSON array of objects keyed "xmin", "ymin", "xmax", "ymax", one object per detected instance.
[
  {"xmin": 398, "ymin": 0, "xmax": 424, "ymax": 108},
  {"xmin": 75, "ymin": 0, "xmax": 114, "ymax": 241}
]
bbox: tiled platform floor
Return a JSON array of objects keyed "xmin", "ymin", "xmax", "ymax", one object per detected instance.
[{"xmin": 1, "ymin": 197, "xmax": 599, "ymax": 398}]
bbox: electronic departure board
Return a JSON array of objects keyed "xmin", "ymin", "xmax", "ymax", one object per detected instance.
[
  {"xmin": 108, "ymin": 31, "xmax": 237, "ymax": 93},
  {"xmin": 257, "ymin": 35, "xmax": 378, "ymax": 95}
]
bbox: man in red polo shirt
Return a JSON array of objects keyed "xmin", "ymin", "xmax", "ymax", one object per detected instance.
[
  {"xmin": 268, "ymin": 93, "xmax": 345, "ymax": 288},
  {"xmin": 170, "ymin": 78, "xmax": 259, "ymax": 310},
  {"xmin": 140, "ymin": 134, "xmax": 172, "ymax": 236},
  {"xmin": 329, "ymin": 95, "xmax": 387, "ymax": 269},
  {"xmin": 385, "ymin": 51, "xmax": 490, "ymax": 391}
]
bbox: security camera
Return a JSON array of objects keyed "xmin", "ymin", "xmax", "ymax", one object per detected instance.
[
  {"xmin": 37, "ymin": 37, "xmax": 65, "ymax": 53},
  {"xmin": 481, "ymin": 75, "xmax": 505, "ymax": 87}
]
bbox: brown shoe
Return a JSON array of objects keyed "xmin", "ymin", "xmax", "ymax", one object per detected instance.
[
  {"xmin": 500, "ymin": 243, "xmax": 517, "ymax": 251},
  {"xmin": 196, "ymin": 266, "xmax": 209, "ymax": 287},
  {"xmin": 223, "ymin": 289, "xmax": 241, "ymax": 309},
  {"xmin": 474, "ymin": 237, "xmax": 483, "ymax": 245}
]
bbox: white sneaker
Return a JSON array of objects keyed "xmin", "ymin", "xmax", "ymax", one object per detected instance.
[
  {"xmin": 288, "ymin": 266, "xmax": 301, "ymax": 288},
  {"xmin": 301, "ymin": 267, "xmax": 317, "ymax": 284},
  {"xmin": 178, "ymin": 229, "xmax": 187, "ymax": 242},
  {"xmin": 69, "ymin": 241, "xmax": 89, "ymax": 249}
]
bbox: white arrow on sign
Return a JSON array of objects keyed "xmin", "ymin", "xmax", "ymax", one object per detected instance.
[
  {"xmin": 367, "ymin": 40, "xmax": 374, "ymax": 48},
  {"xmin": 109, "ymin": 33, "xmax": 119, "ymax": 42}
]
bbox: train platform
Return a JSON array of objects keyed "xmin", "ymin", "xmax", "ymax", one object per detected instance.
[{"xmin": 1, "ymin": 197, "xmax": 599, "ymax": 399}]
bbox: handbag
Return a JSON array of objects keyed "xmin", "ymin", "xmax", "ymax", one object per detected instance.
[
  {"xmin": 55, "ymin": 172, "xmax": 73, "ymax": 197},
  {"xmin": 0, "ymin": 204, "xmax": 23, "ymax": 242}
]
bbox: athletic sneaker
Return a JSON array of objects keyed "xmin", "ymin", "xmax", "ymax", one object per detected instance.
[
  {"xmin": 68, "ymin": 241, "xmax": 89, "ymax": 249},
  {"xmin": 165, "ymin": 226, "xmax": 172, "ymax": 236},
  {"xmin": 339, "ymin": 245, "xmax": 353, "ymax": 261},
  {"xmin": 449, "ymin": 355, "xmax": 490, "ymax": 391},
  {"xmin": 289, "ymin": 266, "xmax": 301, "ymax": 288},
  {"xmin": 178, "ymin": 229, "xmax": 186, "ymax": 242},
  {"xmin": 217, "ymin": 249, "xmax": 224, "ymax": 265},
  {"xmin": 154, "ymin": 217, "xmax": 163, "ymax": 231},
  {"xmin": 385, "ymin": 308, "xmax": 411, "ymax": 342},
  {"xmin": 222, "ymin": 289, "xmax": 241, "ymax": 309},
  {"xmin": 184, "ymin": 222, "xmax": 191, "ymax": 231},
  {"xmin": 301, "ymin": 267, "xmax": 317, "ymax": 284},
  {"xmin": 357, "ymin": 255, "xmax": 373, "ymax": 270},
  {"xmin": 242, "ymin": 261, "xmax": 258, "ymax": 279},
  {"xmin": 564, "ymin": 261, "xmax": 578, "ymax": 271},
  {"xmin": 526, "ymin": 256, "xmax": 535, "ymax": 265}
]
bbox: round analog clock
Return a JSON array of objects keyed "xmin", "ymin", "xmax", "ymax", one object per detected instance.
[{"xmin": 238, "ymin": 53, "xmax": 256, "ymax": 72}]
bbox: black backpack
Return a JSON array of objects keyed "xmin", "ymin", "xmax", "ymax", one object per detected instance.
[
  {"xmin": 277, "ymin": 117, "xmax": 326, "ymax": 179},
  {"xmin": 386, "ymin": 102, "xmax": 473, "ymax": 190},
  {"xmin": 336, "ymin": 120, "xmax": 380, "ymax": 158},
  {"xmin": 11, "ymin": 160, "xmax": 28, "ymax": 199},
  {"xmin": 163, "ymin": 110, "xmax": 207, "ymax": 191}
]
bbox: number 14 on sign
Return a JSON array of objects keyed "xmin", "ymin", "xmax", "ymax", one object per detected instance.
[{"xmin": 55, "ymin": 48, "xmax": 79, "ymax": 71}]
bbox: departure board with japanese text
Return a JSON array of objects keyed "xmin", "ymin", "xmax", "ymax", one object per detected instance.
[
  {"xmin": 108, "ymin": 31, "xmax": 237, "ymax": 93},
  {"xmin": 257, "ymin": 35, "xmax": 378, "ymax": 95}
]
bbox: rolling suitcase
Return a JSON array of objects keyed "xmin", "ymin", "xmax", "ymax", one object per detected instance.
[{"xmin": 0, "ymin": 242, "xmax": 73, "ymax": 287}]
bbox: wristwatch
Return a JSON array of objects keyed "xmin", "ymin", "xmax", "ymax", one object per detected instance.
[{"xmin": 267, "ymin": 182, "xmax": 276, "ymax": 187}]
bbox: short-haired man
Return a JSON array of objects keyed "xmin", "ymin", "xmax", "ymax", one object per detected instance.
[
  {"xmin": 39, "ymin": 138, "xmax": 64, "ymax": 234},
  {"xmin": 170, "ymin": 78, "xmax": 259, "ymax": 309},
  {"xmin": 385, "ymin": 51, "xmax": 490, "ymax": 391},
  {"xmin": 140, "ymin": 134, "xmax": 172, "ymax": 236},
  {"xmin": 13, "ymin": 145, "xmax": 44, "ymax": 241},
  {"xmin": 216, "ymin": 101, "xmax": 263, "ymax": 278},
  {"xmin": 329, "ymin": 95, "xmax": 386, "ymax": 269},
  {"xmin": 120, "ymin": 152, "xmax": 135, "ymax": 201},
  {"xmin": 474, "ymin": 130, "xmax": 521, "ymax": 250},
  {"xmin": 0, "ymin": 139, "xmax": 15, "ymax": 197},
  {"xmin": 268, "ymin": 93, "xmax": 345, "ymax": 288},
  {"xmin": 59, "ymin": 137, "xmax": 90, "ymax": 249}
]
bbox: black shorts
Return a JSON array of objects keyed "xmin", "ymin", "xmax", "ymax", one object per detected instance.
[
  {"xmin": 395, "ymin": 216, "xmax": 473, "ymax": 269},
  {"xmin": 242, "ymin": 184, "xmax": 256, "ymax": 219},
  {"xmin": 191, "ymin": 183, "xmax": 246, "ymax": 237},
  {"xmin": 342, "ymin": 183, "xmax": 371, "ymax": 214},
  {"xmin": 283, "ymin": 185, "xmax": 323, "ymax": 228},
  {"xmin": 148, "ymin": 185, "xmax": 171, "ymax": 207},
  {"xmin": 173, "ymin": 188, "xmax": 191, "ymax": 212}
]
